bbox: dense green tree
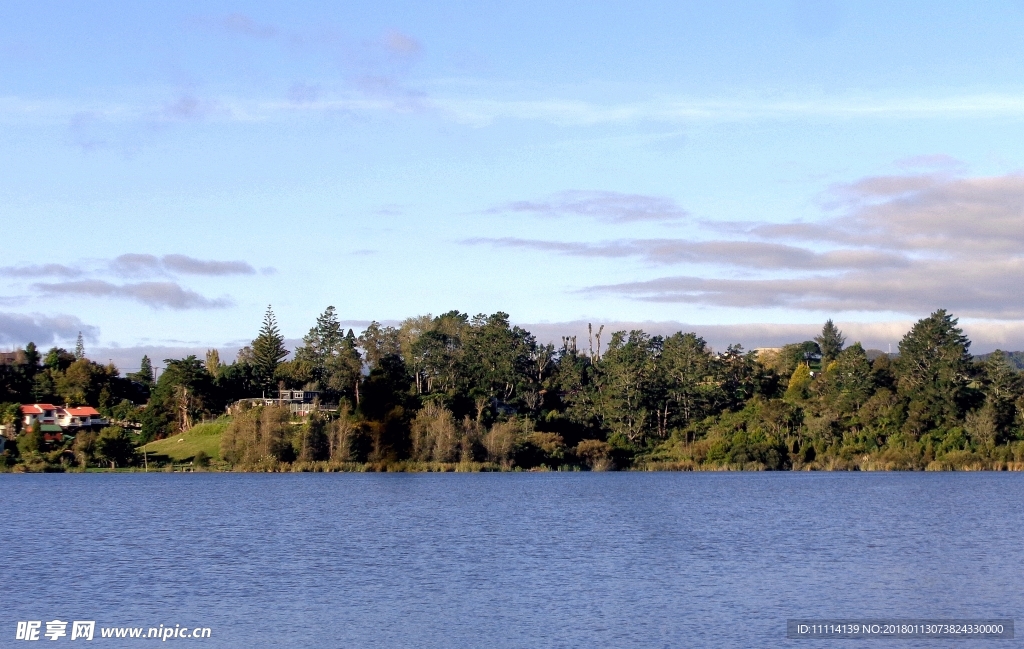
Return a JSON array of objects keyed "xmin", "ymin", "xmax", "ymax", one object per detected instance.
[
  {"xmin": 360, "ymin": 354, "xmax": 413, "ymax": 421},
  {"xmin": 592, "ymin": 330, "xmax": 662, "ymax": 445},
  {"xmin": 0, "ymin": 403, "xmax": 21, "ymax": 436},
  {"xmin": 358, "ymin": 321, "xmax": 402, "ymax": 372},
  {"xmin": 44, "ymin": 347, "xmax": 75, "ymax": 372},
  {"xmin": 215, "ymin": 360, "xmax": 259, "ymax": 404},
  {"xmin": 970, "ymin": 351, "xmax": 1024, "ymax": 445},
  {"xmin": 128, "ymin": 355, "xmax": 155, "ymax": 391},
  {"xmin": 462, "ymin": 312, "xmax": 537, "ymax": 414},
  {"xmin": 23, "ymin": 342, "xmax": 41, "ymax": 370},
  {"xmin": 815, "ymin": 319, "xmax": 846, "ymax": 365},
  {"xmin": 17, "ymin": 421, "xmax": 44, "ymax": 456},
  {"xmin": 785, "ymin": 364, "xmax": 812, "ymax": 401},
  {"xmin": 0, "ymin": 343, "xmax": 40, "ymax": 403},
  {"xmin": 140, "ymin": 356, "xmax": 218, "ymax": 439},
  {"xmin": 294, "ymin": 306, "xmax": 344, "ymax": 388},
  {"xmin": 714, "ymin": 345, "xmax": 764, "ymax": 411},
  {"xmin": 556, "ymin": 339, "xmax": 600, "ymax": 429},
  {"xmin": 657, "ymin": 332, "xmax": 719, "ymax": 433},
  {"xmin": 32, "ymin": 371, "xmax": 57, "ymax": 403},
  {"xmin": 397, "ymin": 314, "xmax": 434, "ymax": 394},
  {"xmin": 895, "ymin": 309, "xmax": 974, "ymax": 434},
  {"xmin": 94, "ymin": 427, "xmax": 135, "ymax": 468},
  {"xmin": 252, "ymin": 306, "xmax": 289, "ymax": 392},
  {"xmin": 322, "ymin": 329, "xmax": 364, "ymax": 407},
  {"xmin": 415, "ymin": 311, "xmax": 468, "ymax": 398},
  {"xmin": 816, "ymin": 343, "xmax": 873, "ymax": 413},
  {"xmin": 56, "ymin": 358, "xmax": 94, "ymax": 405}
]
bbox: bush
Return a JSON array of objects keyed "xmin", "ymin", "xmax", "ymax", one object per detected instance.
[{"xmin": 574, "ymin": 439, "xmax": 612, "ymax": 470}]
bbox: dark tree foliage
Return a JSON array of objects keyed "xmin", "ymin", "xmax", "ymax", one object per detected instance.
[
  {"xmin": 6, "ymin": 308, "xmax": 1024, "ymax": 472},
  {"xmin": 294, "ymin": 306, "xmax": 344, "ymax": 388},
  {"xmin": 251, "ymin": 305, "xmax": 289, "ymax": 393},
  {"xmin": 1, "ymin": 345, "xmax": 143, "ymax": 411},
  {"xmin": 815, "ymin": 319, "xmax": 846, "ymax": 365},
  {"xmin": 127, "ymin": 355, "xmax": 155, "ymax": 392},
  {"xmin": 895, "ymin": 309, "xmax": 974, "ymax": 435},
  {"xmin": 140, "ymin": 356, "xmax": 220, "ymax": 441}
]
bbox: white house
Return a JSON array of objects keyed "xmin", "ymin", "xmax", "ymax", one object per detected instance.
[
  {"xmin": 22, "ymin": 404, "xmax": 109, "ymax": 430},
  {"xmin": 21, "ymin": 404, "xmax": 59, "ymax": 427}
]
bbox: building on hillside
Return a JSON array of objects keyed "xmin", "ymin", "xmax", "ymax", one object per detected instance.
[
  {"xmin": 21, "ymin": 404, "xmax": 59, "ymax": 427},
  {"xmin": 21, "ymin": 404, "xmax": 109, "ymax": 432},
  {"xmin": 229, "ymin": 389, "xmax": 336, "ymax": 417},
  {"xmin": 0, "ymin": 351, "xmax": 19, "ymax": 365},
  {"xmin": 40, "ymin": 425, "xmax": 64, "ymax": 443},
  {"xmin": 60, "ymin": 407, "xmax": 108, "ymax": 429},
  {"xmin": 278, "ymin": 389, "xmax": 320, "ymax": 403}
]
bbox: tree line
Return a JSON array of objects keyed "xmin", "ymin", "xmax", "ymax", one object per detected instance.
[{"xmin": 3, "ymin": 307, "xmax": 1024, "ymax": 471}]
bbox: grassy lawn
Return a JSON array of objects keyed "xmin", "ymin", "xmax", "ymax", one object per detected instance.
[{"xmin": 141, "ymin": 417, "xmax": 229, "ymax": 462}]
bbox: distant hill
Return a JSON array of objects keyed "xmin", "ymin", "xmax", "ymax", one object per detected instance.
[{"xmin": 974, "ymin": 351, "xmax": 1024, "ymax": 370}]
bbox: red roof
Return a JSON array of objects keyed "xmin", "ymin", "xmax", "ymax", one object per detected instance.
[
  {"xmin": 67, "ymin": 407, "xmax": 101, "ymax": 417},
  {"xmin": 21, "ymin": 404, "xmax": 58, "ymax": 414}
]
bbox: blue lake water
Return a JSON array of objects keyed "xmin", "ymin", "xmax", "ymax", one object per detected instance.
[{"xmin": 2, "ymin": 472, "xmax": 1022, "ymax": 648}]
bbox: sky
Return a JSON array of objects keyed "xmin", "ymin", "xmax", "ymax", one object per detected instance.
[{"xmin": 3, "ymin": 0, "xmax": 1024, "ymax": 369}]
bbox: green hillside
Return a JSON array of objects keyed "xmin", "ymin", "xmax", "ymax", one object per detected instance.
[
  {"xmin": 975, "ymin": 350, "xmax": 1024, "ymax": 370},
  {"xmin": 141, "ymin": 417, "xmax": 229, "ymax": 463}
]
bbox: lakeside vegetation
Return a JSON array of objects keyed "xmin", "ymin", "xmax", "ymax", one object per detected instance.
[{"xmin": 3, "ymin": 307, "xmax": 1024, "ymax": 473}]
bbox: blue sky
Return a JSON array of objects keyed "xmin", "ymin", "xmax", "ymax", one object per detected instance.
[{"xmin": 4, "ymin": 1, "xmax": 1024, "ymax": 367}]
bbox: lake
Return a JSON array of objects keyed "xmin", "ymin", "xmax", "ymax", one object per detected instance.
[{"xmin": 2, "ymin": 472, "xmax": 1021, "ymax": 648}]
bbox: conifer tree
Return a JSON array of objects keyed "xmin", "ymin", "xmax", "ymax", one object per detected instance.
[
  {"xmin": 252, "ymin": 305, "xmax": 288, "ymax": 392},
  {"xmin": 74, "ymin": 331, "xmax": 85, "ymax": 360},
  {"xmin": 296, "ymin": 306, "xmax": 343, "ymax": 385},
  {"xmin": 895, "ymin": 308, "xmax": 973, "ymax": 433},
  {"xmin": 128, "ymin": 355, "xmax": 155, "ymax": 388},
  {"xmin": 814, "ymin": 319, "xmax": 845, "ymax": 365}
]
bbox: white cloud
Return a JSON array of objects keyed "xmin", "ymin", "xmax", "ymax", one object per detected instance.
[{"xmin": 34, "ymin": 280, "xmax": 232, "ymax": 310}]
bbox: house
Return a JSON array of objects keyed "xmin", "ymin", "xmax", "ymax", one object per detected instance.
[
  {"xmin": 229, "ymin": 389, "xmax": 334, "ymax": 418},
  {"xmin": 278, "ymin": 389, "xmax": 320, "ymax": 403},
  {"xmin": 21, "ymin": 404, "xmax": 60, "ymax": 427},
  {"xmin": 21, "ymin": 404, "xmax": 109, "ymax": 432},
  {"xmin": 60, "ymin": 406, "xmax": 108, "ymax": 429},
  {"xmin": 41, "ymin": 425, "xmax": 64, "ymax": 443}
]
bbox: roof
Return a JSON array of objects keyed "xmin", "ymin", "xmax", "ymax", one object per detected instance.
[
  {"xmin": 67, "ymin": 407, "xmax": 101, "ymax": 417},
  {"xmin": 21, "ymin": 404, "xmax": 59, "ymax": 414},
  {"xmin": 40, "ymin": 424, "xmax": 63, "ymax": 433}
]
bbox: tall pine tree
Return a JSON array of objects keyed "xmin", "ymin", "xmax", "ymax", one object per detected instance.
[
  {"xmin": 129, "ymin": 355, "xmax": 155, "ymax": 389},
  {"xmin": 814, "ymin": 319, "xmax": 845, "ymax": 365},
  {"xmin": 296, "ymin": 306, "xmax": 343, "ymax": 386},
  {"xmin": 252, "ymin": 305, "xmax": 289, "ymax": 393}
]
